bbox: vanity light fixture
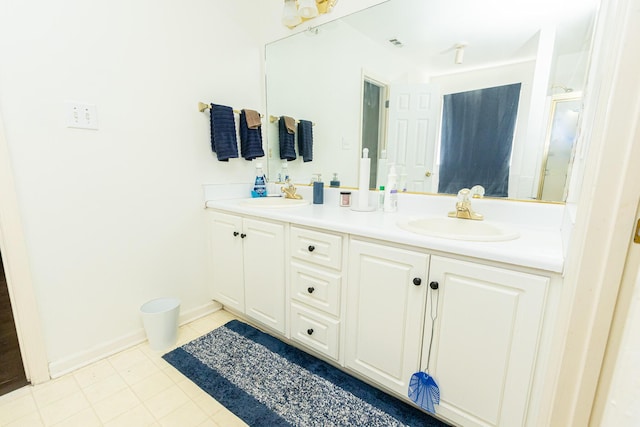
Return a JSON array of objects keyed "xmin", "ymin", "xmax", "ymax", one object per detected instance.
[
  {"xmin": 282, "ymin": 0, "xmax": 339, "ymax": 28},
  {"xmin": 454, "ymin": 43, "xmax": 467, "ymax": 64}
]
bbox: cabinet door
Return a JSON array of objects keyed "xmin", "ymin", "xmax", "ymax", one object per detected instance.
[
  {"xmin": 243, "ymin": 218, "xmax": 286, "ymax": 334},
  {"xmin": 425, "ymin": 256, "xmax": 548, "ymax": 427},
  {"xmin": 345, "ymin": 239, "xmax": 429, "ymax": 396},
  {"xmin": 209, "ymin": 211, "xmax": 244, "ymax": 312}
]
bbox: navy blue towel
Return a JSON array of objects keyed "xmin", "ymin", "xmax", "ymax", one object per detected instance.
[
  {"xmin": 279, "ymin": 116, "xmax": 296, "ymax": 161},
  {"xmin": 297, "ymin": 119, "xmax": 313, "ymax": 162},
  {"xmin": 239, "ymin": 110, "xmax": 264, "ymax": 160},
  {"xmin": 210, "ymin": 104, "xmax": 238, "ymax": 161}
]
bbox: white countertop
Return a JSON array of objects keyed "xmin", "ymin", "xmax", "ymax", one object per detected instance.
[{"xmin": 204, "ymin": 187, "xmax": 565, "ymax": 274}]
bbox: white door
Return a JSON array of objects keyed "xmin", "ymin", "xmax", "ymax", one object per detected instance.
[
  {"xmin": 243, "ymin": 218, "xmax": 286, "ymax": 334},
  {"xmin": 345, "ymin": 239, "xmax": 429, "ymax": 396},
  {"xmin": 386, "ymin": 84, "xmax": 440, "ymax": 192},
  {"xmin": 425, "ymin": 256, "xmax": 548, "ymax": 427},
  {"xmin": 209, "ymin": 211, "xmax": 244, "ymax": 312}
]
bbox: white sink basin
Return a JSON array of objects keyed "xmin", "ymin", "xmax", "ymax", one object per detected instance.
[
  {"xmin": 239, "ymin": 197, "xmax": 310, "ymax": 208},
  {"xmin": 397, "ymin": 217, "xmax": 520, "ymax": 242}
]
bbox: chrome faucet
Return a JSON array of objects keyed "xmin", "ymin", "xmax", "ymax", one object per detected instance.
[
  {"xmin": 281, "ymin": 178, "xmax": 302, "ymax": 199},
  {"xmin": 448, "ymin": 188, "xmax": 483, "ymax": 220}
]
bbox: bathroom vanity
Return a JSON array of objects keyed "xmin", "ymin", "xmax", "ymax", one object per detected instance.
[{"xmin": 205, "ymin": 189, "xmax": 565, "ymax": 427}]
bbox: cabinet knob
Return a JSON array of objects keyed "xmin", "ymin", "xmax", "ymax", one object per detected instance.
[
  {"xmin": 233, "ymin": 231, "xmax": 239, "ymax": 236},
  {"xmin": 308, "ymin": 245, "xmax": 315, "ymax": 252},
  {"xmin": 307, "ymin": 287, "xmax": 315, "ymax": 294},
  {"xmin": 413, "ymin": 277, "xmax": 422, "ymax": 286},
  {"xmin": 307, "ymin": 328, "xmax": 314, "ymax": 335},
  {"xmin": 240, "ymin": 233, "xmax": 247, "ymax": 239},
  {"xmin": 430, "ymin": 281, "xmax": 439, "ymax": 290}
]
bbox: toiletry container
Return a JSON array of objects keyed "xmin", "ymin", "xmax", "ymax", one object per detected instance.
[
  {"xmin": 313, "ymin": 174, "xmax": 324, "ymax": 204},
  {"xmin": 383, "ymin": 165, "xmax": 398, "ymax": 212},
  {"xmin": 340, "ymin": 191, "xmax": 351, "ymax": 207},
  {"xmin": 378, "ymin": 186, "xmax": 385, "ymax": 210},
  {"xmin": 252, "ymin": 162, "xmax": 267, "ymax": 198},
  {"xmin": 281, "ymin": 161, "xmax": 290, "ymax": 183},
  {"xmin": 330, "ymin": 173, "xmax": 340, "ymax": 187}
]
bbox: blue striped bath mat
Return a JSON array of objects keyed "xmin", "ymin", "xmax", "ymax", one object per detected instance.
[{"xmin": 163, "ymin": 320, "xmax": 449, "ymax": 427}]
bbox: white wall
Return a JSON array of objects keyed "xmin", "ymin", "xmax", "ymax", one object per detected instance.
[
  {"xmin": 0, "ymin": 0, "xmax": 268, "ymax": 374},
  {"xmin": 265, "ymin": 19, "xmax": 414, "ymax": 187}
]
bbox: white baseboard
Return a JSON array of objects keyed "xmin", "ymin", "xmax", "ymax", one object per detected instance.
[{"xmin": 48, "ymin": 301, "xmax": 222, "ymax": 378}]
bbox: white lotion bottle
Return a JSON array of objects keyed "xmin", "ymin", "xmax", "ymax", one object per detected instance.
[{"xmin": 384, "ymin": 164, "xmax": 398, "ymax": 212}]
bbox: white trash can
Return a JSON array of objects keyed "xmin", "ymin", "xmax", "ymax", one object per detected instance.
[{"xmin": 140, "ymin": 297, "xmax": 181, "ymax": 351}]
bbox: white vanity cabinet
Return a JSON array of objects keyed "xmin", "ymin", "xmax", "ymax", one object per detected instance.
[
  {"xmin": 344, "ymin": 238, "xmax": 430, "ymax": 397},
  {"xmin": 289, "ymin": 226, "xmax": 345, "ymax": 361},
  {"xmin": 424, "ymin": 256, "xmax": 549, "ymax": 427},
  {"xmin": 208, "ymin": 211, "xmax": 286, "ymax": 334}
]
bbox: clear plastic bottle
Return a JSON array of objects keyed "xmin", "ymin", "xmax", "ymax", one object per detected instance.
[
  {"xmin": 252, "ymin": 162, "xmax": 267, "ymax": 198},
  {"xmin": 384, "ymin": 165, "xmax": 398, "ymax": 212}
]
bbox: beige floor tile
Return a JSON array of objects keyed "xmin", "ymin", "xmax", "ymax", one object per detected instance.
[
  {"xmin": 158, "ymin": 400, "xmax": 208, "ymax": 427},
  {"xmin": 176, "ymin": 378, "xmax": 210, "ymax": 400},
  {"xmin": 108, "ymin": 347, "xmax": 150, "ymax": 372},
  {"xmin": 39, "ymin": 390, "xmax": 91, "ymax": 426},
  {"xmin": 161, "ymin": 365, "xmax": 188, "ymax": 383},
  {"xmin": 92, "ymin": 387, "xmax": 141, "ymax": 423},
  {"xmin": 81, "ymin": 372, "xmax": 128, "ymax": 404},
  {"xmin": 193, "ymin": 393, "xmax": 225, "ymax": 418},
  {"xmin": 73, "ymin": 359, "xmax": 117, "ymax": 389},
  {"xmin": 103, "ymin": 403, "xmax": 156, "ymax": 427},
  {"xmin": 118, "ymin": 357, "xmax": 161, "ymax": 386},
  {"xmin": 197, "ymin": 419, "xmax": 219, "ymax": 427},
  {"xmin": 0, "ymin": 309, "xmax": 244, "ymax": 427},
  {"xmin": 51, "ymin": 407, "xmax": 101, "ymax": 427},
  {"xmin": 0, "ymin": 392, "xmax": 38, "ymax": 425},
  {"xmin": 211, "ymin": 408, "xmax": 248, "ymax": 427},
  {"xmin": 0, "ymin": 386, "xmax": 32, "ymax": 404},
  {"xmin": 5, "ymin": 412, "xmax": 45, "ymax": 427},
  {"xmin": 131, "ymin": 371, "xmax": 174, "ymax": 401},
  {"xmin": 143, "ymin": 384, "xmax": 190, "ymax": 420},
  {"xmin": 5, "ymin": 411, "xmax": 44, "ymax": 427},
  {"xmin": 32, "ymin": 376, "xmax": 81, "ymax": 408}
]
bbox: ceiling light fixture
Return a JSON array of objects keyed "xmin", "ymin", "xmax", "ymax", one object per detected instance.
[
  {"xmin": 282, "ymin": 0, "xmax": 339, "ymax": 28},
  {"xmin": 454, "ymin": 43, "xmax": 467, "ymax": 64}
]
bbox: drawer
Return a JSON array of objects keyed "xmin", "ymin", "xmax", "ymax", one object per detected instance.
[
  {"xmin": 290, "ymin": 261, "xmax": 341, "ymax": 317},
  {"xmin": 290, "ymin": 226, "xmax": 343, "ymax": 270},
  {"xmin": 290, "ymin": 302, "xmax": 340, "ymax": 360}
]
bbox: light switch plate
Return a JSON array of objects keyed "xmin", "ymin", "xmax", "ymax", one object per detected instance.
[{"xmin": 65, "ymin": 101, "xmax": 98, "ymax": 130}]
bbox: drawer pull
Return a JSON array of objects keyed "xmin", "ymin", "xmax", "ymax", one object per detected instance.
[
  {"xmin": 233, "ymin": 231, "xmax": 239, "ymax": 236},
  {"xmin": 430, "ymin": 281, "xmax": 439, "ymax": 290},
  {"xmin": 240, "ymin": 233, "xmax": 247, "ymax": 238},
  {"xmin": 308, "ymin": 245, "xmax": 315, "ymax": 252},
  {"xmin": 307, "ymin": 328, "xmax": 314, "ymax": 335},
  {"xmin": 307, "ymin": 287, "xmax": 315, "ymax": 294},
  {"xmin": 413, "ymin": 277, "xmax": 422, "ymax": 286}
]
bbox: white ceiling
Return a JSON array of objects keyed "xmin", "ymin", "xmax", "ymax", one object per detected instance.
[{"xmin": 340, "ymin": 0, "xmax": 599, "ymax": 75}]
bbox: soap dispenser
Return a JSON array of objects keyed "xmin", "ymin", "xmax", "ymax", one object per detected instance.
[
  {"xmin": 313, "ymin": 173, "xmax": 324, "ymax": 204},
  {"xmin": 330, "ymin": 173, "xmax": 340, "ymax": 187},
  {"xmin": 383, "ymin": 165, "xmax": 398, "ymax": 212}
]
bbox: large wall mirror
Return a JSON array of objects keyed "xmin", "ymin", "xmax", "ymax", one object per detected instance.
[{"xmin": 265, "ymin": 0, "xmax": 599, "ymax": 202}]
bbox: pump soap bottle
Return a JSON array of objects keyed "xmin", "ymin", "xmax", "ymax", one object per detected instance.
[{"xmin": 383, "ymin": 165, "xmax": 398, "ymax": 212}]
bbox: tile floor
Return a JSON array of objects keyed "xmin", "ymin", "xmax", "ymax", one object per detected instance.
[{"xmin": 0, "ymin": 310, "xmax": 248, "ymax": 427}]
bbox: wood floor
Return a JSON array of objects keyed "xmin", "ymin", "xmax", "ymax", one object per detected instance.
[{"xmin": 0, "ymin": 252, "xmax": 28, "ymax": 395}]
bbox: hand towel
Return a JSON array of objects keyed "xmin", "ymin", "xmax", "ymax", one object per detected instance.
[
  {"xmin": 283, "ymin": 116, "xmax": 296, "ymax": 134},
  {"xmin": 210, "ymin": 104, "xmax": 238, "ymax": 161},
  {"xmin": 279, "ymin": 116, "xmax": 297, "ymax": 161},
  {"xmin": 239, "ymin": 110, "xmax": 265, "ymax": 160},
  {"xmin": 297, "ymin": 119, "xmax": 313, "ymax": 162},
  {"xmin": 243, "ymin": 109, "xmax": 262, "ymax": 129}
]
